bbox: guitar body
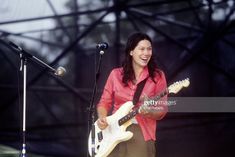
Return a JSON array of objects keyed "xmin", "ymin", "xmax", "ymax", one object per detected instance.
[{"xmin": 88, "ymin": 101, "xmax": 134, "ymax": 157}]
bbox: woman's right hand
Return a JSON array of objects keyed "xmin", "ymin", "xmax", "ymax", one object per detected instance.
[{"xmin": 97, "ymin": 117, "xmax": 108, "ymax": 130}]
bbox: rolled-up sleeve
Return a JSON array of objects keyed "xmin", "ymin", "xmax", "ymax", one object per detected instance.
[{"xmin": 97, "ymin": 70, "xmax": 114, "ymax": 112}]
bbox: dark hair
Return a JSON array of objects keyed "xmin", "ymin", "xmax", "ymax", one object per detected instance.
[{"xmin": 122, "ymin": 32, "xmax": 158, "ymax": 86}]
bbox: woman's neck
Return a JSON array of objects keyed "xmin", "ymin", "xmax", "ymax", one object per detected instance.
[{"xmin": 133, "ymin": 64, "xmax": 144, "ymax": 82}]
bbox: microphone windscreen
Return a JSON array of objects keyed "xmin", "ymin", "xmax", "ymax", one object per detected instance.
[{"xmin": 55, "ymin": 66, "xmax": 66, "ymax": 76}]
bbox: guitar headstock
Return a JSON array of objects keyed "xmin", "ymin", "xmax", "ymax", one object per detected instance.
[{"xmin": 168, "ymin": 78, "xmax": 190, "ymax": 94}]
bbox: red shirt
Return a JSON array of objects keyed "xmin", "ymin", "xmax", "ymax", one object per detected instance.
[{"xmin": 97, "ymin": 67, "xmax": 167, "ymax": 141}]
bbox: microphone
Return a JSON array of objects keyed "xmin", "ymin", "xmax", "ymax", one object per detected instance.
[
  {"xmin": 54, "ymin": 66, "xmax": 66, "ymax": 76},
  {"xmin": 96, "ymin": 42, "xmax": 108, "ymax": 50},
  {"xmin": 7, "ymin": 40, "xmax": 66, "ymax": 76}
]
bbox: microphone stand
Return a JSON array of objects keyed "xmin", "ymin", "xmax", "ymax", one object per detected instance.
[
  {"xmin": 0, "ymin": 39, "xmax": 64, "ymax": 157},
  {"xmin": 19, "ymin": 53, "xmax": 27, "ymax": 157},
  {"xmin": 88, "ymin": 49, "xmax": 105, "ymax": 157}
]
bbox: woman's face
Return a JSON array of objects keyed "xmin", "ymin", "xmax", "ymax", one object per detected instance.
[{"xmin": 130, "ymin": 39, "xmax": 152, "ymax": 69}]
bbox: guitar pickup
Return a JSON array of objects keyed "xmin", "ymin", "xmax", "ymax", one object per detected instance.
[{"xmin": 98, "ymin": 131, "xmax": 103, "ymax": 142}]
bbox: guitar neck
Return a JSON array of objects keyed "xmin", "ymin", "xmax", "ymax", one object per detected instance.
[
  {"xmin": 152, "ymin": 89, "xmax": 168, "ymax": 102},
  {"xmin": 118, "ymin": 88, "xmax": 168, "ymax": 126},
  {"xmin": 118, "ymin": 108, "xmax": 139, "ymax": 126}
]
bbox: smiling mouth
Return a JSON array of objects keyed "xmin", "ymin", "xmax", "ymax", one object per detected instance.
[{"xmin": 141, "ymin": 58, "xmax": 149, "ymax": 62}]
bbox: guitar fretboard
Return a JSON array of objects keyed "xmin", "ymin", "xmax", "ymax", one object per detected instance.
[
  {"xmin": 152, "ymin": 89, "xmax": 168, "ymax": 101},
  {"xmin": 118, "ymin": 89, "xmax": 168, "ymax": 126}
]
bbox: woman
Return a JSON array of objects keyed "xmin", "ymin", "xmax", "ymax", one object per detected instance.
[{"xmin": 97, "ymin": 32, "xmax": 167, "ymax": 157}]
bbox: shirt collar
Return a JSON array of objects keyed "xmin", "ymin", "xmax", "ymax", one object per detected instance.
[
  {"xmin": 127, "ymin": 66, "xmax": 149, "ymax": 86},
  {"xmin": 136, "ymin": 66, "xmax": 149, "ymax": 84}
]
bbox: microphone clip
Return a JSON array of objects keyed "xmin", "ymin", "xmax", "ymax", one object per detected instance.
[
  {"xmin": 96, "ymin": 42, "xmax": 108, "ymax": 55},
  {"xmin": 96, "ymin": 42, "xmax": 108, "ymax": 50}
]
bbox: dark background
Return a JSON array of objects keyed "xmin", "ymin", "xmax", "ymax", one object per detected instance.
[{"xmin": 0, "ymin": 0, "xmax": 235, "ymax": 157}]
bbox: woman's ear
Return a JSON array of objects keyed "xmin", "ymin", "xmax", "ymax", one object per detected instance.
[{"xmin": 130, "ymin": 51, "xmax": 133, "ymax": 56}]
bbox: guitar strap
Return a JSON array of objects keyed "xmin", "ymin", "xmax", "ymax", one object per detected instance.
[{"xmin": 132, "ymin": 77, "xmax": 148, "ymax": 106}]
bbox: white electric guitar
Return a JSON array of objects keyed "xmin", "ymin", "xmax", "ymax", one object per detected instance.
[{"xmin": 88, "ymin": 78, "xmax": 190, "ymax": 157}]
